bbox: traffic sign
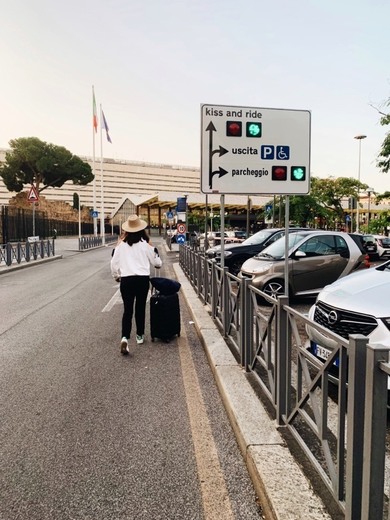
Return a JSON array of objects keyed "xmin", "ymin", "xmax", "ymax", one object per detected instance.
[
  {"xmin": 166, "ymin": 211, "xmax": 174, "ymax": 219},
  {"xmin": 176, "ymin": 234, "xmax": 186, "ymax": 244},
  {"xmin": 27, "ymin": 185, "xmax": 39, "ymax": 203},
  {"xmin": 201, "ymin": 104, "xmax": 311, "ymax": 195},
  {"xmin": 177, "ymin": 223, "xmax": 186, "ymax": 234}
]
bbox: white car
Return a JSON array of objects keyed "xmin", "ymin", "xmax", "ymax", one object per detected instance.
[
  {"xmin": 374, "ymin": 235, "xmax": 390, "ymax": 258},
  {"xmin": 306, "ymin": 260, "xmax": 390, "ymax": 364}
]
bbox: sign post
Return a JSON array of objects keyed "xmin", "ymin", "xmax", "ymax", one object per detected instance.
[
  {"xmin": 201, "ymin": 103, "xmax": 311, "ymax": 300},
  {"xmin": 27, "ymin": 186, "xmax": 39, "ymax": 237}
]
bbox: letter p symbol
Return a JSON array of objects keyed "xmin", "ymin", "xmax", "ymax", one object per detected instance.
[{"xmin": 261, "ymin": 145, "xmax": 275, "ymax": 160}]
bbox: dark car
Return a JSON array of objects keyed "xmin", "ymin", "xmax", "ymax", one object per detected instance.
[
  {"xmin": 206, "ymin": 227, "xmax": 309, "ymax": 276},
  {"xmin": 349, "ymin": 233, "xmax": 378, "ymax": 260}
]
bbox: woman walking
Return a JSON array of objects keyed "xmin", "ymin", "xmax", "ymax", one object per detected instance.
[{"xmin": 111, "ymin": 215, "xmax": 162, "ymax": 355}]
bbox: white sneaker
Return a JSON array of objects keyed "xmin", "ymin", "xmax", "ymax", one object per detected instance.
[
  {"xmin": 120, "ymin": 337, "xmax": 129, "ymax": 355},
  {"xmin": 136, "ymin": 335, "xmax": 144, "ymax": 345}
]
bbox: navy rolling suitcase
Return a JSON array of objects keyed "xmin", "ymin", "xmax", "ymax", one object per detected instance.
[{"xmin": 150, "ymin": 292, "xmax": 181, "ymax": 342}]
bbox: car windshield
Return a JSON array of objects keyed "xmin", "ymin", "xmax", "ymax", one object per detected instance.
[
  {"xmin": 256, "ymin": 232, "xmax": 308, "ymax": 259},
  {"xmin": 242, "ymin": 229, "xmax": 279, "ymax": 245},
  {"xmin": 376, "ymin": 261, "xmax": 390, "ymax": 272}
]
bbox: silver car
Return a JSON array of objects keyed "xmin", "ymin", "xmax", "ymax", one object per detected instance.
[
  {"xmin": 306, "ymin": 260, "xmax": 390, "ymax": 363},
  {"xmin": 374, "ymin": 235, "xmax": 390, "ymax": 258},
  {"xmin": 239, "ymin": 231, "xmax": 365, "ymax": 299}
]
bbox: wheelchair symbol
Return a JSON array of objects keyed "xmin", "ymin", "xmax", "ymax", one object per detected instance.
[{"xmin": 276, "ymin": 146, "xmax": 290, "ymax": 160}]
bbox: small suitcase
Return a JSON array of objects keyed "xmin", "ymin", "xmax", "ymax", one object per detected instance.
[{"xmin": 150, "ymin": 292, "xmax": 181, "ymax": 342}]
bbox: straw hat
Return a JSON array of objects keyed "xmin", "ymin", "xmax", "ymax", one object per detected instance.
[{"xmin": 122, "ymin": 215, "xmax": 147, "ymax": 233}]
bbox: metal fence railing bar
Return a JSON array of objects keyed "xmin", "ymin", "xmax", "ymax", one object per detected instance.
[
  {"xmin": 179, "ymin": 243, "xmax": 390, "ymax": 520},
  {"xmin": 0, "ymin": 240, "xmax": 56, "ymax": 266}
]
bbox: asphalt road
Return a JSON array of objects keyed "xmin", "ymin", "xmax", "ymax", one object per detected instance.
[{"xmin": 0, "ymin": 239, "xmax": 264, "ymax": 520}]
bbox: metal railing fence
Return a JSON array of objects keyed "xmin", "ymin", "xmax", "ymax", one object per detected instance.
[
  {"xmin": 0, "ymin": 239, "xmax": 55, "ymax": 266},
  {"xmin": 79, "ymin": 234, "xmax": 118, "ymax": 251},
  {"xmin": 179, "ymin": 244, "xmax": 390, "ymax": 519}
]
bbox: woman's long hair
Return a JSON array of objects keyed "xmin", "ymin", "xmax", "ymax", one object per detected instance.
[{"xmin": 123, "ymin": 229, "xmax": 150, "ymax": 246}]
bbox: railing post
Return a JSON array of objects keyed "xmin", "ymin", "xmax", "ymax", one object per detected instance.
[
  {"xmin": 6, "ymin": 243, "xmax": 12, "ymax": 266},
  {"xmin": 276, "ymin": 295, "xmax": 289, "ymax": 425},
  {"xmin": 196, "ymin": 252, "xmax": 202, "ymax": 296},
  {"xmin": 345, "ymin": 335, "xmax": 369, "ymax": 520},
  {"xmin": 222, "ymin": 267, "xmax": 229, "ymax": 337},
  {"xmin": 25, "ymin": 241, "xmax": 31, "ymax": 262},
  {"xmin": 203, "ymin": 256, "xmax": 209, "ymax": 303},
  {"xmin": 211, "ymin": 262, "xmax": 217, "ymax": 319},
  {"xmin": 240, "ymin": 278, "xmax": 252, "ymax": 371},
  {"xmin": 361, "ymin": 343, "xmax": 390, "ymax": 520}
]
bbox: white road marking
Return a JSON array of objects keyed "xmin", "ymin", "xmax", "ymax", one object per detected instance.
[
  {"xmin": 102, "ymin": 289, "xmax": 152, "ymax": 312},
  {"xmin": 102, "ymin": 289, "xmax": 121, "ymax": 312}
]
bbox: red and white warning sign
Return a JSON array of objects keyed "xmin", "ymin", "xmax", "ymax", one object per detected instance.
[
  {"xmin": 27, "ymin": 185, "xmax": 39, "ymax": 203},
  {"xmin": 177, "ymin": 223, "xmax": 186, "ymax": 234}
]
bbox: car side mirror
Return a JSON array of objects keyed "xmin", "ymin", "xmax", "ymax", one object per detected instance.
[{"xmin": 294, "ymin": 250, "xmax": 307, "ymax": 258}]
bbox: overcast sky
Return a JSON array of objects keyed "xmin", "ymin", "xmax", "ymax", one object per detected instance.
[{"xmin": 1, "ymin": 0, "xmax": 389, "ymax": 193}]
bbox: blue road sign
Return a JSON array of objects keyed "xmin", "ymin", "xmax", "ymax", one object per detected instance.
[
  {"xmin": 167, "ymin": 211, "xmax": 174, "ymax": 219},
  {"xmin": 345, "ymin": 215, "xmax": 351, "ymax": 222},
  {"xmin": 261, "ymin": 145, "xmax": 275, "ymax": 160},
  {"xmin": 276, "ymin": 146, "xmax": 290, "ymax": 160},
  {"xmin": 176, "ymin": 234, "xmax": 186, "ymax": 244},
  {"xmin": 91, "ymin": 210, "xmax": 99, "ymax": 218}
]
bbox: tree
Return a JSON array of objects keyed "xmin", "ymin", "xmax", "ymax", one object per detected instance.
[
  {"xmin": 374, "ymin": 99, "xmax": 390, "ymax": 173},
  {"xmin": 267, "ymin": 176, "xmax": 367, "ymax": 227},
  {"xmin": 375, "ymin": 190, "xmax": 390, "ymax": 203},
  {"xmin": 0, "ymin": 137, "xmax": 94, "ymax": 194}
]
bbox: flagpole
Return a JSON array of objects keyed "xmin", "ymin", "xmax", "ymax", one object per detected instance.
[
  {"xmin": 99, "ymin": 104, "xmax": 105, "ymax": 245},
  {"xmin": 92, "ymin": 86, "xmax": 97, "ymax": 236}
]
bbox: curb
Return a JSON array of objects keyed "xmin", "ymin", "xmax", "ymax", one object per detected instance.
[
  {"xmin": 0, "ymin": 255, "xmax": 63, "ymax": 275},
  {"xmin": 173, "ymin": 262, "xmax": 331, "ymax": 520}
]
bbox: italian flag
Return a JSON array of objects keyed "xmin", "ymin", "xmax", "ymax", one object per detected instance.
[{"xmin": 92, "ymin": 86, "xmax": 98, "ymax": 133}]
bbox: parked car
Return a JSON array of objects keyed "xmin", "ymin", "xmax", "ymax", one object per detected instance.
[
  {"xmin": 350, "ymin": 233, "xmax": 378, "ymax": 260},
  {"xmin": 238, "ymin": 230, "xmax": 365, "ymax": 300},
  {"xmin": 374, "ymin": 235, "xmax": 390, "ymax": 258},
  {"xmin": 232, "ymin": 230, "xmax": 247, "ymax": 240},
  {"xmin": 305, "ymin": 260, "xmax": 390, "ymax": 380},
  {"xmin": 206, "ymin": 227, "xmax": 309, "ymax": 276}
]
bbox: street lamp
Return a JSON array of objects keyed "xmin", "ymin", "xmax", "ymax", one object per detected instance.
[{"xmin": 354, "ymin": 134, "xmax": 367, "ymax": 233}]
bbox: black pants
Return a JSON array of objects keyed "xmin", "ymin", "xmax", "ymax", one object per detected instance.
[{"xmin": 119, "ymin": 276, "xmax": 150, "ymax": 339}]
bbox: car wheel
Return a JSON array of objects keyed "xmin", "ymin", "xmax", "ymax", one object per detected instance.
[
  {"xmin": 229, "ymin": 257, "xmax": 247, "ymax": 276},
  {"xmin": 262, "ymin": 280, "xmax": 285, "ymax": 299}
]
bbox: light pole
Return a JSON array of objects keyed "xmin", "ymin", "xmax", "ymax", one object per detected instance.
[
  {"xmin": 78, "ymin": 193, "xmax": 81, "ymax": 239},
  {"xmin": 354, "ymin": 134, "xmax": 367, "ymax": 233},
  {"xmin": 367, "ymin": 187, "xmax": 374, "ymax": 230}
]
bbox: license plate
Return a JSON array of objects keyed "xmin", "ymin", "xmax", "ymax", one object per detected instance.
[
  {"xmin": 367, "ymin": 246, "xmax": 375, "ymax": 251},
  {"xmin": 312, "ymin": 342, "xmax": 339, "ymax": 367}
]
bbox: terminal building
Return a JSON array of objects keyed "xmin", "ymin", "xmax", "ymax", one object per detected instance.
[
  {"xmin": 1, "ymin": 148, "xmax": 388, "ymax": 233},
  {"xmin": 0, "ymin": 149, "xmax": 271, "ymax": 232}
]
